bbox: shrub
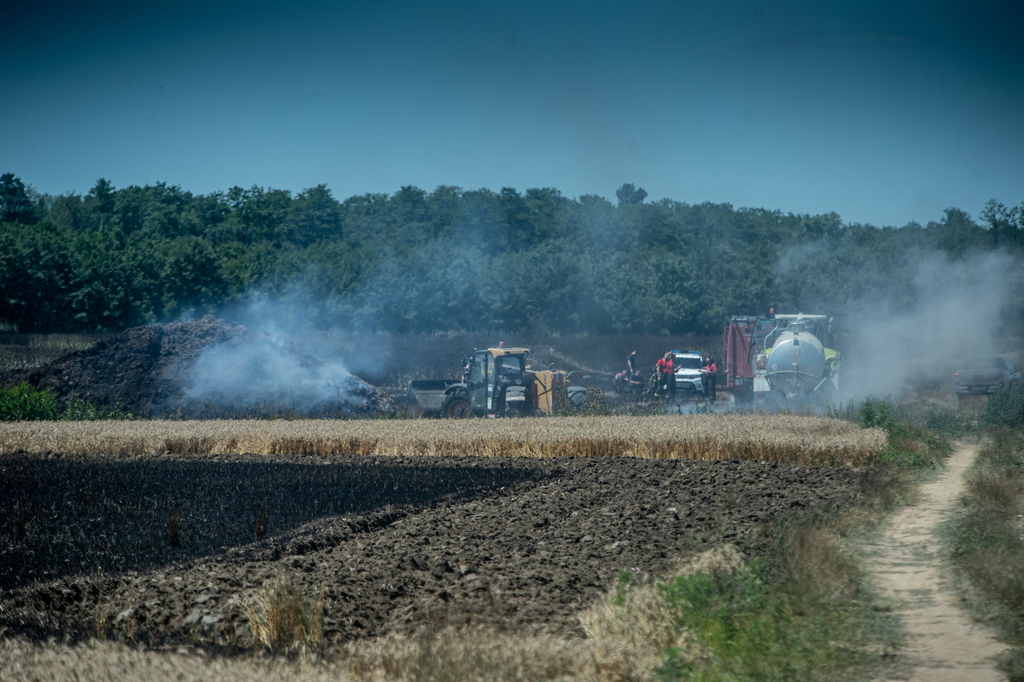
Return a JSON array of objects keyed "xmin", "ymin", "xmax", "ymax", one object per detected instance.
[
  {"xmin": 835, "ymin": 397, "xmax": 951, "ymax": 470},
  {"xmin": 576, "ymin": 387, "xmax": 613, "ymax": 417},
  {"xmin": 0, "ymin": 382, "xmax": 57, "ymax": 421},
  {"xmin": 0, "ymin": 383, "xmax": 131, "ymax": 421},
  {"xmin": 858, "ymin": 397, "xmax": 893, "ymax": 430},
  {"xmin": 59, "ymin": 396, "xmax": 132, "ymax": 421},
  {"xmin": 986, "ymin": 383, "xmax": 1024, "ymax": 428}
]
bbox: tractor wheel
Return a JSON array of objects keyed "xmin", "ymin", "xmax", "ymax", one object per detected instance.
[
  {"xmin": 442, "ymin": 396, "xmax": 472, "ymax": 419},
  {"xmin": 567, "ymin": 387, "xmax": 588, "ymax": 411}
]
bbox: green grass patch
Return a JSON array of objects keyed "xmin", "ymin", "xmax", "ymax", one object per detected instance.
[
  {"xmin": 58, "ymin": 395, "xmax": 133, "ymax": 421},
  {"xmin": 655, "ymin": 562, "xmax": 873, "ymax": 681},
  {"xmin": 830, "ymin": 396, "xmax": 952, "ymax": 471},
  {"xmin": 599, "ymin": 516, "xmax": 901, "ymax": 681},
  {"xmin": 0, "ymin": 382, "xmax": 131, "ymax": 421},
  {"xmin": 830, "ymin": 387, "xmax": 989, "ymax": 441},
  {"xmin": 0, "ymin": 382, "xmax": 58, "ymax": 420}
]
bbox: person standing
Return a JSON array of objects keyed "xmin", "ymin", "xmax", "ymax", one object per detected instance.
[
  {"xmin": 703, "ymin": 355, "xmax": 718, "ymax": 401},
  {"xmin": 655, "ymin": 352, "xmax": 675, "ymax": 396},
  {"xmin": 626, "ymin": 350, "xmax": 638, "ymax": 375}
]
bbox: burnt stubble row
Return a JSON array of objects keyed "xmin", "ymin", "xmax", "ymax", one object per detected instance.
[{"xmin": 0, "ymin": 452, "xmax": 863, "ymax": 646}]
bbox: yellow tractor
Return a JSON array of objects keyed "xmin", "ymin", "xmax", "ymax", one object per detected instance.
[{"xmin": 407, "ymin": 346, "xmax": 587, "ymax": 418}]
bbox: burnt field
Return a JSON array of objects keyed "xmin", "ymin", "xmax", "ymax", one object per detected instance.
[{"xmin": 0, "ymin": 450, "xmax": 864, "ymax": 647}]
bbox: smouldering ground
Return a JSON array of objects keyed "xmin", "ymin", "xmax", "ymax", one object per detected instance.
[{"xmin": 1, "ymin": 450, "xmax": 862, "ymax": 648}]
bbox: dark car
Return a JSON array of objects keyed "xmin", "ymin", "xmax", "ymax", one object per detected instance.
[{"xmin": 954, "ymin": 356, "xmax": 1022, "ymax": 399}]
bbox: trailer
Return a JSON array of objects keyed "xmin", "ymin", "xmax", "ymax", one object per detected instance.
[{"xmin": 723, "ymin": 314, "xmax": 839, "ymax": 403}]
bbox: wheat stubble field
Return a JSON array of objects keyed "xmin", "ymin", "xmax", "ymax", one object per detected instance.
[
  {"xmin": 1, "ymin": 415, "xmax": 885, "ymax": 679},
  {"xmin": 0, "ymin": 414, "xmax": 885, "ymax": 464}
]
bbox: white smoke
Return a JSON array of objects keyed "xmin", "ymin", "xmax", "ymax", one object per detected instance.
[
  {"xmin": 837, "ymin": 249, "xmax": 1022, "ymax": 399},
  {"xmin": 182, "ymin": 295, "xmax": 386, "ymax": 417}
]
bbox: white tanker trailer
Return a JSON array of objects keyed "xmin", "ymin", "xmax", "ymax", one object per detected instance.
[{"xmin": 723, "ymin": 313, "xmax": 839, "ymax": 402}]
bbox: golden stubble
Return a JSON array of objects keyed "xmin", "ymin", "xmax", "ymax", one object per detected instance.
[{"xmin": 0, "ymin": 415, "xmax": 885, "ymax": 466}]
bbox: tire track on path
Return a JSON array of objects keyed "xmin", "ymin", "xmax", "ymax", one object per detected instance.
[{"xmin": 865, "ymin": 443, "xmax": 1007, "ymax": 681}]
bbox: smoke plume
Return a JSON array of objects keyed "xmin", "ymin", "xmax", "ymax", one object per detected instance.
[
  {"xmin": 833, "ymin": 249, "xmax": 1022, "ymax": 399},
  {"xmin": 183, "ymin": 296, "xmax": 393, "ymax": 417}
]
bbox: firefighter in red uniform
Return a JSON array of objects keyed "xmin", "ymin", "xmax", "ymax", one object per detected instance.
[
  {"xmin": 703, "ymin": 355, "xmax": 718, "ymax": 401},
  {"xmin": 655, "ymin": 352, "xmax": 675, "ymax": 397}
]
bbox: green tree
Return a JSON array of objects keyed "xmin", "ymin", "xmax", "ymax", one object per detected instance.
[
  {"xmin": 159, "ymin": 237, "xmax": 225, "ymax": 317},
  {"xmin": 981, "ymin": 199, "xmax": 1021, "ymax": 251},
  {"xmin": 928, "ymin": 207, "xmax": 983, "ymax": 257},
  {"xmin": 0, "ymin": 225, "xmax": 75, "ymax": 330},
  {"xmin": 286, "ymin": 184, "xmax": 342, "ymax": 246},
  {"xmin": 226, "ymin": 185, "xmax": 292, "ymax": 243},
  {"xmin": 85, "ymin": 178, "xmax": 115, "ymax": 216},
  {"xmin": 615, "ymin": 183, "xmax": 648, "ymax": 206},
  {"xmin": 425, "ymin": 185, "xmax": 462, "ymax": 239},
  {"xmin": 1, "ymin": 173, "xmax": 37, "ymax": 224}
]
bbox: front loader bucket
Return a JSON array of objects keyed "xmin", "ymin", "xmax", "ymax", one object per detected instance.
[{"xmin": 407, "ymin": 380, "xmax": 460, "ymax": 418}]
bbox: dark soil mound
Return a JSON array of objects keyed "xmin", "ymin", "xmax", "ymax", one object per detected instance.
[
  {"xmin": 0, "ymin": 451, "xmax": 862, "ymax": 645},
  {"xmin": 3, "ymin": 317, "xmax": 395, "ymax": 418}
]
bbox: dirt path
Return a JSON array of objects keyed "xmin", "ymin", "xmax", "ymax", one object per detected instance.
[{"xmin": 865, "ymin": 443, "xmax": 1007, "ymax": 681}]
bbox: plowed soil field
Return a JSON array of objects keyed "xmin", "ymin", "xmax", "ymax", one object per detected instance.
[{"xmin": 0, "ymin": 451, "xmax": 863, "ymax": 648}]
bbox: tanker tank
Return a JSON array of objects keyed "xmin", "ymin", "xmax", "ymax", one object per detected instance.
[{"xmin": 764, "ymin": 320, "xmax": 828, "ymax": 398}]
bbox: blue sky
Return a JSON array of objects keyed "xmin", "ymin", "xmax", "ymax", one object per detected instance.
[{"xmin": 3, "ymin": 1, "xmax": 1022, "ymax": 226}]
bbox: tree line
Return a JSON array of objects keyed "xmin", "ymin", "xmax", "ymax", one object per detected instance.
[{"xmin": 1, "ymin": 172, "xmax": 1022, "ymax": 335}]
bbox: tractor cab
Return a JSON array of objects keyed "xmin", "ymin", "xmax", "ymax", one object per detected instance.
[{"xmin": 462, "ymin": 347, "xmax": 531, "ymax": 415}]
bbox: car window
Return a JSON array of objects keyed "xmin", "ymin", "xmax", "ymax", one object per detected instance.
[{"xmin": 673, "ymin": 355, "xmax": 703, "ymax": 370}]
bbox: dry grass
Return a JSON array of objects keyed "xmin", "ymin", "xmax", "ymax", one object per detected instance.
[
  {"xmin": 781, "ymin": 527, "xmax": 863, "ymax": 611},
  {"xmin": 968, "ymin": 466, "xmax": 1024, "ymax": 514},
  {"xmin": 0, "ymin": 632, "xmax": 596, "ymax": 682},
  {"xmin": 0, "ymin": 333, "xmax": 107, "ymax": 374},
  {"xmin": 0, "ymin": 548, "xmax": 743, "ymax": 682},
  {"xmin": 0, "ymin": 414, "xmax": 885, "ymax": 466},
  {"xmin": 576, "ymin": 546, "xmax": 744, "ymax": 680},
  {"xmin": 334, "ymin": 629, "xmax": 591, "ymax": 682},
  {"xmin": 243, "ymin": 576, "xmax": 325, "ymax": 654},
  {"xmin": 946, "ymin": 429, "xmax": 1024, "ymax": 676},
  {"xmin": 0, "ymin": 637, "xmax": 344, "ymax": 682}
]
